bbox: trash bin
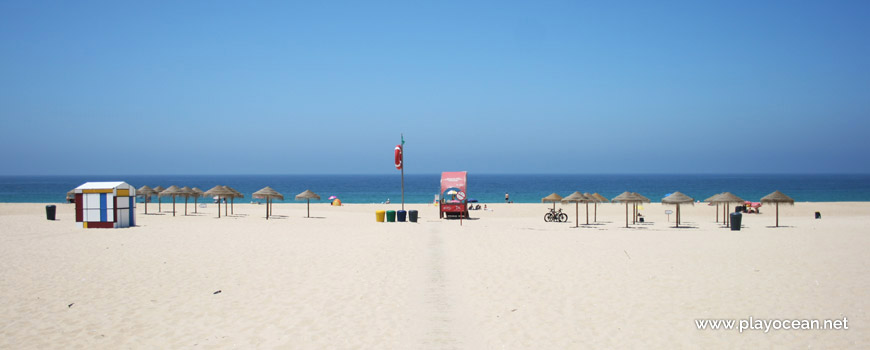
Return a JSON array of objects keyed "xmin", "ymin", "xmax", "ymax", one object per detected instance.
[
  {"xmin": 735, "ymin": 206, "xmax": 744, "ymax": 213},
  {"xmin": 730, "ymin": 212, "xmax": 742, "ymax": 231},
  {"xmin": 375, "ymin": 210, "xmax": 386, "ymax": 222},
  {"xmin": 386, "ymin": 210, "xmax": 396, "ymax": 222},
  {"xmin": 46, "ymin": 205, "xmax": 56, "ymax": 220},
  {"xmin": 409, "ymin": 210, "xmax": 418, "ymax": 223},
  {"xmin": 397, "ymin": 210, "xmax": 407, "ymax": 222},
  {"xmin": 815, "ymin": 211, "xmax": 821, "ymax": 219}
]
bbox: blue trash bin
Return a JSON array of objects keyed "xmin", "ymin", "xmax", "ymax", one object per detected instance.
[{"xmin": 397, "ymin": 210, "xmax": 407, "ymax": 222}]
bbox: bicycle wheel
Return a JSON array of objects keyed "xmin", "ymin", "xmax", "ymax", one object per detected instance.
[
  {"xmin": 544, "ymin": 213, "xmax": 554, "ymax": 222},
  {"xmin": 558, "ymin": 213, "xmax": 568, "ymax": 222}
]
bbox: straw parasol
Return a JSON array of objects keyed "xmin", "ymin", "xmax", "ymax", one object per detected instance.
[
  {"xmin": 712, "ymin": 192, "xmax": 745, "ymax": 227},
  {"xmin": 704, "ymin": 193, "xmax": 723, "ymax": 222},
  {"xmin": 541, "ymin": 193, "xmax": 563, "ymax": 210},
  {"xmin": 761, "ymin": 190, "xmax": 794, "ymax": 227},
  {"xmin": 223, "ymin": 186, "xmax": 243, "ymax": 215},
  {"xmin": 612, "ymin": 191, "xmax": 642, "ymax": 228},
  {"xmin": 295, "ymin": 190, "xmax": 320, "ymax": 218},
  {"xmin": 160, "ymin": 186, "xmax": 183, "ymax": 217},
  {"xmin": 560, "ymin": 192, "xmax": 589, "ymax": 227},
  {"xmin": 591, "ymin": 193, "xmax": 609, "ymax": 222},
  {"xmin": 153, "ymin": 186, "xmax": 165, "ymax": 212},
  {"xmin": 137, "ymin": 185, "xmax": 157, "ymax": 214},
  {"xmin": 190, "ymin": 187, "xmax": 204, "ymax": 213},
  {"xmin": 662, "ymin": 191, "xmax": 695, "ymax": 227},
  {"xmin": 203, "ymin": 185, "xmax": 234, "ymax": 218},
  {"xmin": 253, "ymin": 186, "xmax": 284, "ymax": 220},
  {"xmin": 179, "ymin": 186, "xmax": 195, "ymax": 216},
  {"xmin": 631, "ymin": 192, "xmax": 650, "ymax": 224}
]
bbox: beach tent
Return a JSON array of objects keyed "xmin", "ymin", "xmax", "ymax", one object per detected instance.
[
  {"xmin": 332, "ymin": 198, "xmax": 342, "ymax": 206},
  {"xmin": 74, "ymin": 182, "xmax": 136, "ymax": 228}
]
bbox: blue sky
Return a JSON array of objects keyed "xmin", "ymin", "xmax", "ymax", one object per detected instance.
[{"xmin": 1, "ymin": 1, "xmax": 868, "ymax": 175}]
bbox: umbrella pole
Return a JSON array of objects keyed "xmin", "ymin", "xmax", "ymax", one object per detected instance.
[
  {"xmin": 194, "ymin": 197, "xmax": 198, "ymax": 214},
  {"xmin": 225, "ymin": 197, "xmax": 228, "ymax": 216},
  {"xmin": 625, "ymin": 203, "xmax": 629, "ymax": 228},
  {"xmin": 266, "ymin": 197, "xmax": 269, "ymax": 220},
  {"xmin": 172, "ymin": 197, "xmax": 176, "ymax": 217},
  {"xmin": 217, "ymin": 197, "xmax": 221, "ymax": 218},
  {"xmin": 575, "ymin": 203, "xmax": 578, "ymax": 228},
  {"xmin": 231, "ymin": 197, "xmax": 234, "ymax": 215},
  {"xmin": 144, "ymin": 196, "xmax": 148, "ymax": 214},
  {"xmin": 307, "ymin": 199, "xmax": 311, "ymax": 218},
  {"xmin": 594, "ymin": 202, "xmax": 597, "ymax": 222},
  {"xmin": 184, "ymin": 197, "xmax": 188, "ymax": 216},
  {"xmin": 677, "ymin": 204, "xmax": 680, "ymax": 227},
  {"xmin": 716, "ymin": 203, "xmax": 719, "ymax": 222},
  {"xmin": 776, "ymin": 202, "xmax": 779, "ymax": 227},
  {"xmin": 159, "ymin": 197, "xmax": 162, "ymax": 212},
  {"xmin": 585, "ymin": 202, "xmax": 589, "ymax": 225}
]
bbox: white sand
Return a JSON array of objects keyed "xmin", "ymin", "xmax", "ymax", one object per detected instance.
[{"xmin": 0, "ymin": 201, "xmax": 867, "ymax": 349}]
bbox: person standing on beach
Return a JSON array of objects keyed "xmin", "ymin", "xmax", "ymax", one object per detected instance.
[{"xmin": 505, "ymin": 192, "xmax": 509, "ymax": 203}]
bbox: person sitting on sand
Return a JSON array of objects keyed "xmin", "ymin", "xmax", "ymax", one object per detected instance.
[{"xmin": 385, "ymin": 198, "xmax": 390, "ymax": 204}]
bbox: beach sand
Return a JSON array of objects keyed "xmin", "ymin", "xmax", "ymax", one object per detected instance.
[{"xmin": 0, "ymin": 201, "xmax": 867, "ymax": 349}]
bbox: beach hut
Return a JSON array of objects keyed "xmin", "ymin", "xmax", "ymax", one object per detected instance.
[
  {"xmin": 73, "ymin": 182, "xmax": 136, "ymax": 228},
  {"xmin": 662, "ymin": 191, "xmax": 694, "ymax": 228},
  {"xmin": 761, "ymin": 190, "xmax": 794, "ymax": 227},
  {"xmin": 296, "ymin": 190, "xmax": 321, "ymax": 218}
]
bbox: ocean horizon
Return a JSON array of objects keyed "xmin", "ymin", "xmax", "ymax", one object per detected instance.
[{"xmin": 2, "ymin": 174, "xmax": 869, "ymax": 203}]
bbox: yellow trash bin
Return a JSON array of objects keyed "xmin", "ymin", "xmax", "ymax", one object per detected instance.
[{"xmin": 376, "ymin": 210, "xmax": 386, "ymax": 222}]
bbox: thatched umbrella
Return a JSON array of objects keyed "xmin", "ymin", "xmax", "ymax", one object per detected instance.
[
  {"xmin": 631, "ymin": 192, "xmax": 651, "ymax": 224},
  {"xmin": 295, "ymin": 190, "xmax": 321, "ymax": 218},
  {"xmin": 153, "ymin": 186, "xmax": 166, "ymax": 212},
  {"xmin": 761, "ymin": 190, "xmax": 794, "ymax": 227},
  {"xmin": 560, "ymin": 192, "xmax": 588, "ymax": 227},
  {"xmin": 253, "ymin": 186, "xmax": 284, "ymax": 220},
  {"xmin": 612, "ymin": 191, "xmax": 642, "ymax": 228},
  {"xmin": 541, "ymin": 193, "xmax": 563, "ymax": 210},
  {"xmin": 662, "ymin": 191, "xmax": 695, "ymax": 227},
  {"xmin": 704, "ymin": 193, "xmax": 723, "ymax": 222},
  {"xmin": 591, "ymin": 193, "xmax": 609, "ymax": 222},
  {"xmin": 179, "ymin": 186, "xmax": 195, "ymax": 216},
  {"xmin": 712, "ymin": 192, "xmax": 745, "ymax": 227},
  {"xmin": 223, "ymin": 186, "xmax": 243, "ymax": 215},
  {"xmin": 204, "ymin": 186, "xmax": 234, "ymax": 218},
  {"xmin": 137, "ymin": 185, "xmax": 157, "ymax": 214},
  {"xmin": 160, "ymin": 186, "xmax": 183, "ymax": 217},
  {"xmin": 191, "ymin": 187, "xmax": 204, "ymax": 213}
]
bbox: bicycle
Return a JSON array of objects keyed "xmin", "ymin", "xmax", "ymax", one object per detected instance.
[{"xmin": 544, "ymin": 208, "xmax": 568, "ymax": 222}]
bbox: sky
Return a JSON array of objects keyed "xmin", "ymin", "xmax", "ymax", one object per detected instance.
[{"xmin": 1, "ymin": 1, "xmax": 869, "ymax": 175}]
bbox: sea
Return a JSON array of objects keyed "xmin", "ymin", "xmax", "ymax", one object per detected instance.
[{"xmin": 1, "ymin": 174, "xmax": 869, "ymax": 204}]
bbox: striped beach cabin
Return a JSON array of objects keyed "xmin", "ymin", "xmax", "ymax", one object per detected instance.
[{"xmin": 74, "ymin": 182, "xmax": 136, "ymax": 228}]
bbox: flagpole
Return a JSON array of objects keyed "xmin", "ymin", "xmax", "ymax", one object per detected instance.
[{"xmin": 401, "ymin": 133, "xmax": 405, "ymax": 211}]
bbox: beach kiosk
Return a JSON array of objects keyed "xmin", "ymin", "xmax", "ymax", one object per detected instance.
[
  {"xmin": 440, "ymin": 171, "xmax": 469, "ymax": 219},
  {"xmin": 73, "ymin": 182, "xmax": 136, "ymax": 228}
]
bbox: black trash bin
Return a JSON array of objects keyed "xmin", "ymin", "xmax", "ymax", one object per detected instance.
[
  {"xmin": 815, "ymin": 211, "xmax": 821, "ymax": 219},
  {"xmin": 735, "ymin": 206, "xmax": 745, "ymax": 213},
  {"xmin": 409, "ymin": 210, "xmax": 418, "ymax": 223},
  {"xmin": 730, "ymin": 212, "xmax": 742, "ymax": 231},
  {"xmin": 46, "ymin": 205, "xmax": 56, "ymax": 220},
  {"xmin": 397, "ymin": 210, "xmax": 407, "ymax": 222}
]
